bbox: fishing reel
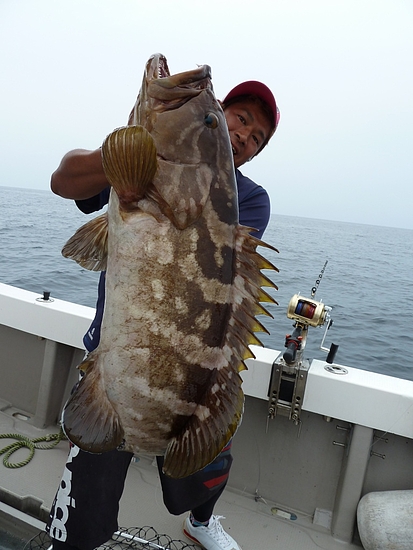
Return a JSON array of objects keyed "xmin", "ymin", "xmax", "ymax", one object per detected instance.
[
  {"xmin": 267, "ymin": 262, "xmax": 338, "ymax": 427},
  {"xmin": 283, "ymin": 293, "xmax": 335, "ymax": 365}
]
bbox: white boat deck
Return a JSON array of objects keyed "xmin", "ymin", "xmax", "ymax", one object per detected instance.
[{"xmin": 0, "ymin": 411, "xmax": 362, "ymax": 549}]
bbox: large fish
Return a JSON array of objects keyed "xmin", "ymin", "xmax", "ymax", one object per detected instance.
[{"xmin": 62, "ymin": 53, "xmax": 278, "ymax": 478}]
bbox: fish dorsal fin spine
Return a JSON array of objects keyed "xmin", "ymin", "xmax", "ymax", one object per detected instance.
[{"xmin": 229, "ymin": 225, "xmax": 278, "ymax": 345}]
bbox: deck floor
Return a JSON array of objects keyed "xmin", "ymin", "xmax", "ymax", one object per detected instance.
[{"xmin": 0, "ymin": 412, "xmax": 362, "ymax": 549}]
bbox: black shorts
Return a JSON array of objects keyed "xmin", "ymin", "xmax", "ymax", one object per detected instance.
[{"xmin": 46, "ymin": 442, "xmax": 232, "ymax": 550}]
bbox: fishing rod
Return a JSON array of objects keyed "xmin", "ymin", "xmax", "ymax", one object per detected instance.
[{"xmin": 267, "ymin": 261, "xmax": 339, "ymax": 429}]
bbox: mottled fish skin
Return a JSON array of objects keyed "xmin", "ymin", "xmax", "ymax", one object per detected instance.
[{"xmin": 61, "ymin": 54, "xmax": 278, "ymax": 478}]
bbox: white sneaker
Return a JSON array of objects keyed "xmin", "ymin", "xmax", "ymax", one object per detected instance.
[{"xmin": 183, "ymin": 515, "xmax": 242, "ymax": 550}]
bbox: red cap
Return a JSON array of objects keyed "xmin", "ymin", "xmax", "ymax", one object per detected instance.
[{"xmin": 223, "ymin": 80, "xmax": 280, "ymax": 133}]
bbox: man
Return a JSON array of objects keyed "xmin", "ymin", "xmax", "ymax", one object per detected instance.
[{"xmin": 47, "ymin": 80, "xmax": 279, "ymax": 550}]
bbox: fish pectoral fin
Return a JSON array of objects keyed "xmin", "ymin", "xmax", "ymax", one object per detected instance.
[
  {"xmin": 162, "ymin": 369, "xmax": 244, "ymax": 479},
  {"xmin": 62, "ymin": 212, "xmax": 108, "ymax": 271},
  {"xmin": 62, "ymin": 354, "xmax": 124, "ymax": 453},
  {"xmin": 101, "ymin": 125, "xmax": 158, "ymax": 206}
]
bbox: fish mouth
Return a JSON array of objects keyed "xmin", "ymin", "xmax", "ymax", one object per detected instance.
[
  {"xmin": 129, "ymin": 53, "xmax": 213, "ymax": 127},
  {"xmin": 145, "ymin": 53, "xmax": 212, "ymax": 110}
]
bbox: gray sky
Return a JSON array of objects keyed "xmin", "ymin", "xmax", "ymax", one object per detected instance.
[{"xmin": 1, "ymin": 0, "xmax": 412, "ymax": 229}]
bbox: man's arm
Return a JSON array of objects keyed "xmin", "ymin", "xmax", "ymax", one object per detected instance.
[{"xmin": 51, "ymin": 148, "xmax": 109, "ymax": 200}]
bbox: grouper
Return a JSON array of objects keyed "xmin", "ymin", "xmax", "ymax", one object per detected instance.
[{"xmin": 61, "ymin": 53, "xmax": 278, "ymax": 478}]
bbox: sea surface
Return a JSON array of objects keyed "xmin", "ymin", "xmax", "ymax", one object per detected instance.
[{"xmin": 1, "ymin": 185, "xmax": 412, "ymax": 381}]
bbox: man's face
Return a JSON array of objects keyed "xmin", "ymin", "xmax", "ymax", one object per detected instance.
[{"xmin": 223, "ymin": 99, "xmax": 272, "ymax": 168}]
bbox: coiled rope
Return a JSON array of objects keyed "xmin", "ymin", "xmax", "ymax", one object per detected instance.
[{"xmin": 0, "ymin": 427, "xmax": 66, "ymax": 468}]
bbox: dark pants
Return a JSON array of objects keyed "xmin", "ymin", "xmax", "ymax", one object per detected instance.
[{"xmin": 47, "ymin": 442, "xmax": 232, "ymax": 550}]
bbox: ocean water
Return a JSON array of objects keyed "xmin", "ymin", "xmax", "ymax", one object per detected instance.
[{"xmin": 1, "ymin": 185, "xmax": 412, "ymax": 381}]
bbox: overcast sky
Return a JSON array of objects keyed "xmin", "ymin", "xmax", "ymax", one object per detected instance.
[{"xmin": 1, "ymin": 0, "xmax": 412, "ymax": 229}]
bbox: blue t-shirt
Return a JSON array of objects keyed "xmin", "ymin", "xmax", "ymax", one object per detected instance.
[{"xmin": 77, "ymin": 168, "xmax": 270, "ymax": 351}]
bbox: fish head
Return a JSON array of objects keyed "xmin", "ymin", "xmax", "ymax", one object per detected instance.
[{"xmin": 127, "ymin": 54, "xmax": 236, "ymax": 228}]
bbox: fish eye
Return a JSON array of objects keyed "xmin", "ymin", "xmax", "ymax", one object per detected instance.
[{"xmin": 204, "ymin": 112, "xmax": 219, "ymax": 129}]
